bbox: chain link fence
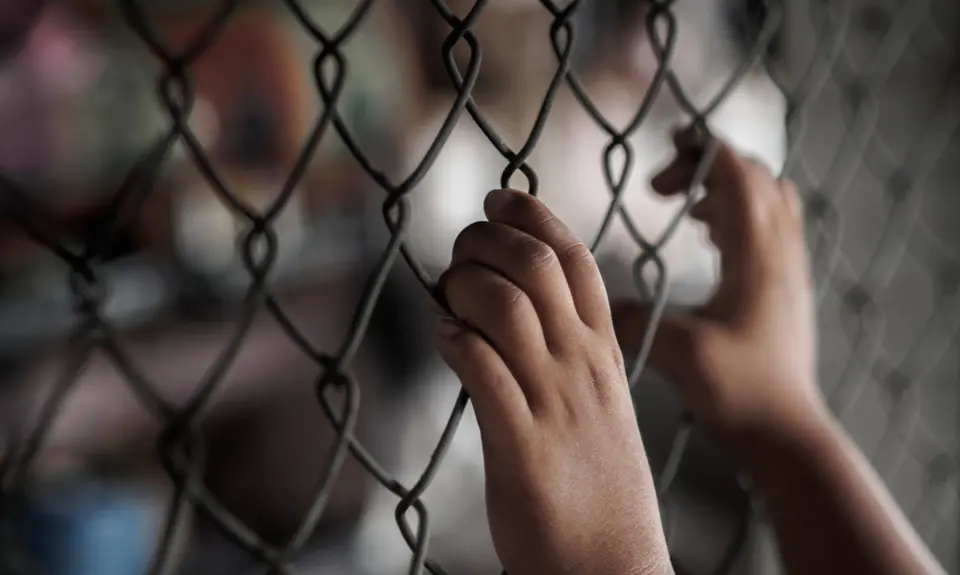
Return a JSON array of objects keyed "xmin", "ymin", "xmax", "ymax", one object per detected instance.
[{"xmin": 0, "ymin": 0, "xmax": 957, "ymax": 573}]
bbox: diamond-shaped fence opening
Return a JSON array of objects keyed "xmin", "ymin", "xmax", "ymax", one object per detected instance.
[{"xmin": 0, "ymin": 0, "xmax": 957, "ymax": 574}]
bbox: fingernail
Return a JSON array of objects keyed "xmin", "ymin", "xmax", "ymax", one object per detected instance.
[
  {"xmin": 436, "ymin": 317, "xmax": 463, "ymax": 339},
  {"xmin": 484, "ymin": 189, "xmax": 514, "ymax": 215}
]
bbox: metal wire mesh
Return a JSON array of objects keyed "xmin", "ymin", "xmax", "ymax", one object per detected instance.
[{"xmin": 0, "ymin": 0, "xmax": 957, "ymax": 574}]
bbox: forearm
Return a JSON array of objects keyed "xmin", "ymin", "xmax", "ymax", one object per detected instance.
[
  {"xmin": 738, "ymin": 405, "xmax": 945, "ymax": 575},
  {"xmin": 593, "ymin": 456, "xmax": 676, "ymax": 575}
]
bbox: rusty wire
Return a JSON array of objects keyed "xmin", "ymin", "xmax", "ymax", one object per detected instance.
[{"xmin": 0, "ymin": 0, "xmax": 958, "ymax": 574}]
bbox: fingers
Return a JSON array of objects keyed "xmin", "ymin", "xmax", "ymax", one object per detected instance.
[
  {"xmin": 436, "ymin": 190, "xmax": 618, "ymax": 418},
  {"xmin": 650, "ymin": 128, "xmax": 787, "ymax": 263},
  {"xmin": 433, "ymin": 316, "xmax": 533, "ymax": 436},
  {"xmin": 438, "ymin": 261, "xmax": 553, "ymax": 404},
  {"xmin": 651, "ymin": 128, "xmax": 760, "ymax": 198},
  {"xmin": 651, "ymin": 131, "xmax": 773, "ymax": 206},
  {"xmin": 439, "ymin": 261, "xmax": 546, "ymax": 355},
  {"xmin": 482, "ymin": 189, "xmax": 611, "ymax": 330},
  {"xmin": 451, "ymin": 220, "xmax": 579, "ymax": 345}
]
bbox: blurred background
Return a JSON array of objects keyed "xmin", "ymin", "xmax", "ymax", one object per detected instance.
[{"xmin": 0, "ymin": 1, "xmax": 957, "ymax": 574}]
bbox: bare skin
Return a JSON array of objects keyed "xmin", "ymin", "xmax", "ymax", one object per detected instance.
[
  {"xmin": 432, "ymin": 187, "xmax": 671, "ymax": 575},
  {"xmin": 614, "ymin": 129, "xmax": 947, "ymax": 575},
  {"xmin": 432, "ymin": 127, "xmax": 945, "ymax": 575}
]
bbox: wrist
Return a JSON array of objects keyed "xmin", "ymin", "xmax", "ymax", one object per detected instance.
[
  {"xmin": 598, "ymin": 554, "xmax": 674, "ymax": 575},
  {"xmin": 588, "ymin": 532, "xmax": 674, "ymax": 575},
  {"xmin": 727, "ymin": 393, "xmax": 838, "ymax": 472}
]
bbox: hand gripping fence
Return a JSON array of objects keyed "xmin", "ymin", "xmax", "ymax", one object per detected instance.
[{"xmin": 0, "ymin": 1, "xmax": 958, "ymax": 574}]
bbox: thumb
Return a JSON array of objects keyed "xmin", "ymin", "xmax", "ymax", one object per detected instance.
[{"xmin": 610, "ymin": 300, "xmax": 701, "ymax": 386}]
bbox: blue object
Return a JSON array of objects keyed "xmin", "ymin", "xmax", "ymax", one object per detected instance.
[{"xmin": 10, "ymin": 478, "xmax": 160, "ymax": 575}]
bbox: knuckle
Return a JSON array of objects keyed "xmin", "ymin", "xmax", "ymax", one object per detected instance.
[
  {"xmin": 746, "ymin": 194, "xmax": 770, "ymax": 227},
  {"xmin": 780, "ymin": 179, "xmax": 802, "ymax": 211},
  {"xmin": 741, "ymin": 161, "xmax": 774, "ymax": 195},
  {"xmin": 732, "ymin": 162, "xmax": 778, "ymax": 226},
  {"xmin": 585, "ymin": 348, "xmax": 625, "ymax": 408},
  {"xmin": 442, "ymin": 262, "xmax": 531, "ymax": 323},
  {"xmin": 493, "ymin": 281, "xmax": 529, "ymax": 320},
  {"xmin": 517, "ymin": 235, "xmax": 558, "ymax": 271},
  {"xmin": 779, "ymin": 177, "xmax": 798, "ymax": 196},
  {"xmin": 725, "ymin": 162, "xmax": 753, "ymax": 195},
  {"xmin": 559, "ymin": 241, "xmax": 594, "ymax": 268},
  {"xmin": 746, "ymin": 158, "xmax": 775, "ymax": 181}
]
